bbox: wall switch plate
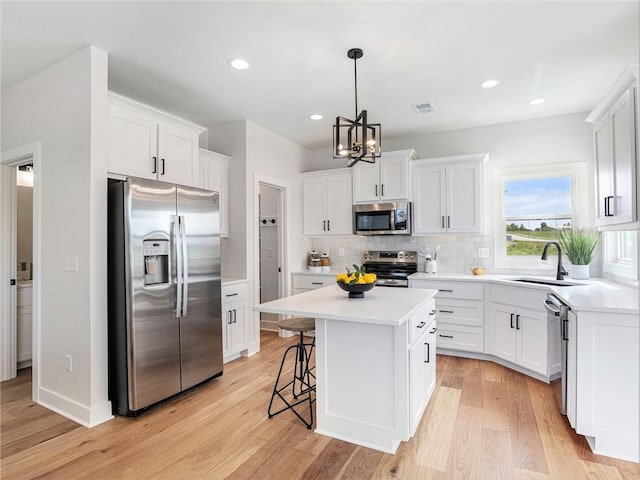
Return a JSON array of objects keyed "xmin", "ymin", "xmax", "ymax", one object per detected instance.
[
  {"xmin": 64, "ymin": 255, "xmax": 78, "ymax": 272},
  {"xmin": 65, "ymin": 354, "xmax": 72, "ymax": 373},
  {"xmin": 338, "ymin": 248, "xmax": 345, "ymax": 257},
  {"xmin": 478, "ymin": 248, "xmax": 490, "ymax": 258}
]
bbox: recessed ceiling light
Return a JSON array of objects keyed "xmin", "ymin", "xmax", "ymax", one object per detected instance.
[
  {"xmin": 480, "ymin": 79, "xmax": 499, "ymax": 89},
  {"xmin": 228, "ymin": 58, "xmax": 249, "ymax": 70},
  {"xmin": 310, "ymin": 114, "xmax": 323, "ymax": 120},
  {"xmin": 529, "ymin": 98, "xmax": 545, "ymax": 106}
]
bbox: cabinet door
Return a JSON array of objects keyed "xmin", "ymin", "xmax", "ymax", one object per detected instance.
[
  {"xmin": 490, "ymin": 304, "xmax": 517, "ymax": 363},
  {"xmin": 594, "ymin": 115, "xmax": 614, "ymax": 226},
  {"xmin": 446, "ymin": 162, "xmax": 482, "ymax": 233},
  {"xmin": 226, "ymin": 302, "xmax": 246, "ymax": 355},
  {"xmin": 424, "ymin": 322, "xmax": 437, "ymax": 400},
  {"xmin": 325, "ymin": 173, "xmax": 353, "ymax": 234},
  {"xmin": 516, "ymin": 306, "xmax": 548, "ymax": 375},
  {"xmin": 379, "ymin": 156, "xmax": 409, "ymax": 201},
  {"xmin": 157, "ymin": 123, "xmax": 199, "ymax": 187},
  {"xmin": 109, "ymin": 104, "xmax": 158, "ymax": 179},
  {"xmin": 409, "ymin": 332, "xmax": 426, "ymax": 434},
  {"xmin": 566, "ymin": 310, "xmax": 577, "ymax": 429},
  {"xmin": 610, "ymin": 86, "xmax": 637, "ymax": 224},
  {"xmin": 412, "ymin": 164, "xmax": 446, "ymax": 234},
  {"xmin": 352, "ymin": 162, "xmax": 379, "ymax": 203},
  {"xmin": 303, "ymin": 176, "xmax": 327, "ymax": 235},
  {"xmin": 17, "ymin": 305, "xmax": 32, "ymax": 363}
]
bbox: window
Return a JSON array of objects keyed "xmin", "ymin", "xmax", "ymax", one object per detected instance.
[
  {"xmin": 603, "ymin": 231, "xmax": 638, "ymax": 280},
  {"xmin": 494, "ymin": 163, "xmax": 588, "ymax": 269}
]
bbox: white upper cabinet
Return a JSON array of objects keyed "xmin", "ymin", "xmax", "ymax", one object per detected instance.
[
  {"xmin": 199, "ymin": 148, "xmax": 230, "ymax": 237},
  {"xmin": 352, "ymin": 149, "xmax": 417, "ymax": 203},
  {"xmin": 412, "ymin": 154, "xmax": 486, "ymax": 234},
  {"xmin": 587, "ymin": 65, "xmax": 639, "ymax": 229},
  {"xmin": 108, "ymin": 93, "xmax": 205, "ymax": 188},
  {"xmin": 303, "ymin": 169, "xmax": 352, "ymax": 236}
]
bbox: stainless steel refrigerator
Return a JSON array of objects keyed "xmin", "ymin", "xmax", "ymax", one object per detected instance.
[{"xmin": 107, "ymin": 177, "xmax": 223, "ymax": 416}]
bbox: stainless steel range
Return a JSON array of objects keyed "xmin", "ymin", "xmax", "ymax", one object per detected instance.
[{"xmin": 362, "ymin": 250, "xmax": 417, "ymax": 287}]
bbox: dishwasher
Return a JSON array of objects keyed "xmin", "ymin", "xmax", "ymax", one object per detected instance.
[{"xmin": 544, "ymin": 294, "xmax": 571, "ymax": 415}]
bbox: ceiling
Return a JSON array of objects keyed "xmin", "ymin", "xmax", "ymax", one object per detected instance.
[{"xmin": 2, "ymin": 1, "xmax": 638, "ymax": 151}]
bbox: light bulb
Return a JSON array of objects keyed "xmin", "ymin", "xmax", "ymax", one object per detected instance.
[{"xmin": 366, "ymin": 138, "xmax": 376, "ymax": 146}]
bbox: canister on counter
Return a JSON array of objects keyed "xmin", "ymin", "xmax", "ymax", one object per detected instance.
[{"xmin": 320, "ymin": 252, "xmax": 331, "ymax": 273}]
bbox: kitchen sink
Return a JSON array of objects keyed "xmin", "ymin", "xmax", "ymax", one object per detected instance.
[{"xmin": 513, "ymin": 278, "xmax": 582, "ymax": 287}]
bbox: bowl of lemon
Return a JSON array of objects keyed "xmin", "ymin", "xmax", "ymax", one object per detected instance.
[{"xmin": 336, "ymin": 265, "xmax": 377, "ymax": 298}]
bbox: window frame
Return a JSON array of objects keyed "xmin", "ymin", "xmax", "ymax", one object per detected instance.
[
  {"xmin": 602, "ymin": 230, "xmax": 638, "ymax": 280},
  {"xmin": 493, "ymin": 162, "xmax": 590, "ymax": 270}
]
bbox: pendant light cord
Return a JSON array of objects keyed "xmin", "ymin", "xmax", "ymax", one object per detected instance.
[{"xmin": 353, "ymin": 54, "xmax": 358, "ymax": 119}]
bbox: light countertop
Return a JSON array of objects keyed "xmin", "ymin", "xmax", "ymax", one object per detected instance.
[
  {"xmin": 254, "ymin": 284, "xmax": 437, "ymax": 327},
  {"xmin": 409, "ymin": 273, "xmax": 639, "ymax": 315},
  {"xmin": 221, "ymin": 277, "xmax": 248, "ymax": 286}
]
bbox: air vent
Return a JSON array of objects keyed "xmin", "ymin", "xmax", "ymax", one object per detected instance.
[{"xmin": 412, "ymin": 102, "xmax": 437, "ymax": 115}]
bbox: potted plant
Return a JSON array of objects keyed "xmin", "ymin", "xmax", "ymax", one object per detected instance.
[{"xmin": 556, "ymin": 227, "xmax": 600, "ymax": 279}]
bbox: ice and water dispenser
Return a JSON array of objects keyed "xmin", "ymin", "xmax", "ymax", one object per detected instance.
[{"xmin": 143, "ymin": 239, "xmax": 169, "ymax": 286}]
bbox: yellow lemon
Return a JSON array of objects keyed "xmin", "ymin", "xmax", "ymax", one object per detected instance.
[
  {"xmin": 347, "ymin": 274, "xmax": 356, "ymax": 284},
  {"xmin": 356, "ymin": 275, "xmax": 367, "ymax": 284},
  {"xmin": 363, "ymin": 273, "xmax": 376, "ymax": 284},
  {"xmin": 336, "ymin": 273, "xmax": 348, "ymax": 282}
]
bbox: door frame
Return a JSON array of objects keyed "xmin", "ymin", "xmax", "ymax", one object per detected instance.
[
  {"xmin": 1, "ymin": 141, "xmax": 41, "ymax": 402},
  {"xmin": 253, "ymin": 174, "xmax": 288, "ymax": 333}
]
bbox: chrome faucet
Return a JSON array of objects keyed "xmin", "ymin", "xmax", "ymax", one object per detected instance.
[{"xmin": 541, "ymin": 241, "xmax": 567, "ymax": 281}]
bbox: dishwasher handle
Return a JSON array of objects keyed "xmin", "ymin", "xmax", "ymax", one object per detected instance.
[{"xmin": 544, "ymin": 298, "xmax": 562, "ymax": 316}]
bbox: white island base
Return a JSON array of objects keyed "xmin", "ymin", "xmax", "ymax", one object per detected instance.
[{"xmin": 254, "ymin": 285, "xmax": 438, "ymax": 454}]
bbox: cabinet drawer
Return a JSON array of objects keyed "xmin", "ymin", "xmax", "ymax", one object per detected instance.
[
  {"xmin": 435, "ymin": 323, "xmax": 484, "ymax": 353},
  {"xmin": 222, "ymin": 282, "xmax": 248, "ymax": 303},
  {"xmin": 491, "ymin": 285, "xmax": 546, "ymax": 311},
  {"xmin": 409, "ymin": 300, "xmax": 436, "ymax": 345},
  {"xmin": 435, "ymin": 298, "xmax": 483, "ymax": 327},
  {"xmin": 435, "ymin": 282, "xmax": 483, "ymax": 301},
  {"xmin": 292, "ymin": 274, "xmax": 333, "ymax": 290}
]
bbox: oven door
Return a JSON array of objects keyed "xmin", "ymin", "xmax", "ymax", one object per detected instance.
[{"xmin": 363, "ymin": 262, "xmax": 415, "ymax": 287}]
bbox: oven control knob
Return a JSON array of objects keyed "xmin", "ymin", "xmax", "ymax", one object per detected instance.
[
  {"xmin": 410, "ymin": 255, "xmax": 415, "ymax": 260},
  {"xmin": 363, "ymin": 253, "xmax": 369, "ymax": 260},
  {"xmin": 398, "ymin": 253, "xmax": 404, "ymax": 259}
]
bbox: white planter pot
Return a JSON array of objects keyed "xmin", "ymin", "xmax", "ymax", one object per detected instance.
[{"xmin": 570, "ymin": 264, "xmax": 590, "ymax": 280}]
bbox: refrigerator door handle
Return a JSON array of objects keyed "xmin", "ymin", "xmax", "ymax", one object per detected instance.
[
  {"xmin": 173, "ymin": 215, "xmax": 183, "ymax": 318},
  {"xmin": 180, "ymin": 215, "xmax": 189, "ymax": 317}
]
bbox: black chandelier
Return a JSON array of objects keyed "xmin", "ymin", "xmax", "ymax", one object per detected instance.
[{"xmin": 333, "ymin": 48, "xmax": 381, "ymax": 167}]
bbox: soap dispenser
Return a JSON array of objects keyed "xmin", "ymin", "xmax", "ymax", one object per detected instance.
[{"xmin": 425, "ymin": 255, "xmax": 437, "ymax": 274}]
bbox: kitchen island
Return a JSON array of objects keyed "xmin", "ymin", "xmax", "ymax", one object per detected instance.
[{"xmin": 254, "ymin": 284, "xmax": 438, "ymax": 453}]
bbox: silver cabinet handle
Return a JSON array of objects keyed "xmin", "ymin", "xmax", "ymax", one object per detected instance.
[
  {"xmin": 375, "ymin": 185, "xmax": 378, "ymax": 197},
  {"xmin": 381, "ymin": 184, "xmax": 385, "ymax": 196},
  {"xmin": 233, "ymin": 309, "xmax": 237, "ymax": 324}
]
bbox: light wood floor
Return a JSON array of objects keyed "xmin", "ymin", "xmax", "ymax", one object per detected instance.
[{"xmin": 2, "ymin": 331, "xmax": 639, "ymax": 479}]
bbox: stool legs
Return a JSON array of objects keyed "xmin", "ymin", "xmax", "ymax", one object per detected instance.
[{"xmin": 268, "ymin": 334, "xmax": 316, "ymax": 429}]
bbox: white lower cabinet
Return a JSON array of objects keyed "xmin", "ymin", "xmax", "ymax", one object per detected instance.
[
  {"xmin": 221, "ymin": 281, "xmax": 250, "ymax": 361},
  {"xmin": 490, "ymin": 286, "xmax": 558, "ymax": 378},
  {"xmin": 566, "ymin": 310, "xmax": 577, "ymax": 429},
  {"xmin": 574, "ymin": 309, "xmax": 639, "ymax": 462},
  {"xmin": 407, "ymin": 302, "xmax": 437, "ymax": 435}
]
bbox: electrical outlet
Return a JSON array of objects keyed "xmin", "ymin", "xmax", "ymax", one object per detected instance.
[
  {"xmin": 478, "ymin": 248, "xmax": 490, "ymax": 258},
  {"xmin": 338, "ymin": 248, "xmax": 345, "ymax": 257},
  {"xmin": 65, "ymin": 354, "xmax": 73, "ymax": 373}
]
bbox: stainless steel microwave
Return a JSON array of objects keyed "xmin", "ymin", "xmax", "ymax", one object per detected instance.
[{"xmin": 353, "ymin": 202, "xmax": 411, "ymax": 235}]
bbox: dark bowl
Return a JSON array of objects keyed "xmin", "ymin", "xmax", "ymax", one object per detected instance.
[{"xmin": 336, "ymin": 280, "xmax": 375, "ymax": 298}]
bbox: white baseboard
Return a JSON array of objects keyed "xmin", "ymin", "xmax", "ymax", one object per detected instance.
[{"xmin": 38, "ymin": 386, "xmax": 113, "ymax": 428}]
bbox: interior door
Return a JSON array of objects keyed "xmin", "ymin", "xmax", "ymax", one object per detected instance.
[
  {"xmin": 177, "ymin": 185, "xmax": 223, "ymax": 390},
  {"xmin": 126, "ymin": 178, "xmax": 181, "ymax": 410}
]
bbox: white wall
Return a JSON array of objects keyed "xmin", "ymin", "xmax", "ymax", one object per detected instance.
[{"xmin": 1, "ymin": 46, "xmax": 112, "ymax": 426}]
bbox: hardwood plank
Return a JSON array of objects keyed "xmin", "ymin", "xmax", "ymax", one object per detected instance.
[
  {"xmin": 505, "ymin": 370, "xmax": 550, "ymax": 475},
  {"xmin": 478, "ymin": 427, "xmax": 514, "ymax": 480},
  {"xmin": 444, "ymin": 404, "xmax": 483, "ymax": 479},
  {"xmin": 415, "ymin": 386, "xmax": 461, "ymax": 471},
  {"xmin": 459, "ymin": 367, "xmax": 484, "ymax": 408},
  {"xmin": 438, "ymin": 356, "xmax": 466, "ymax": 389},
  {"xmin": 482, "ymin": 379, "xmax": 510, "ymax": 432},
  {"xmin": 300, "ymin": 438, "xmax": 358, "ymax": 480},
  {"xmin": 335, "ymin": 446, "xmax": 384, "ymax": 479}
]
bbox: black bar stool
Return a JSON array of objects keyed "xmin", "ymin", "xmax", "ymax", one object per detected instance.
[{"xmin": 267, "ymin": 317, "xmax": 316, "ymax": 428}]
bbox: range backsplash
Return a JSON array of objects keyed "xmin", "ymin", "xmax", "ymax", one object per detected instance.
[{"xmin": 310, "ymin": 235, "xmax": 603, "ymax": 277}]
